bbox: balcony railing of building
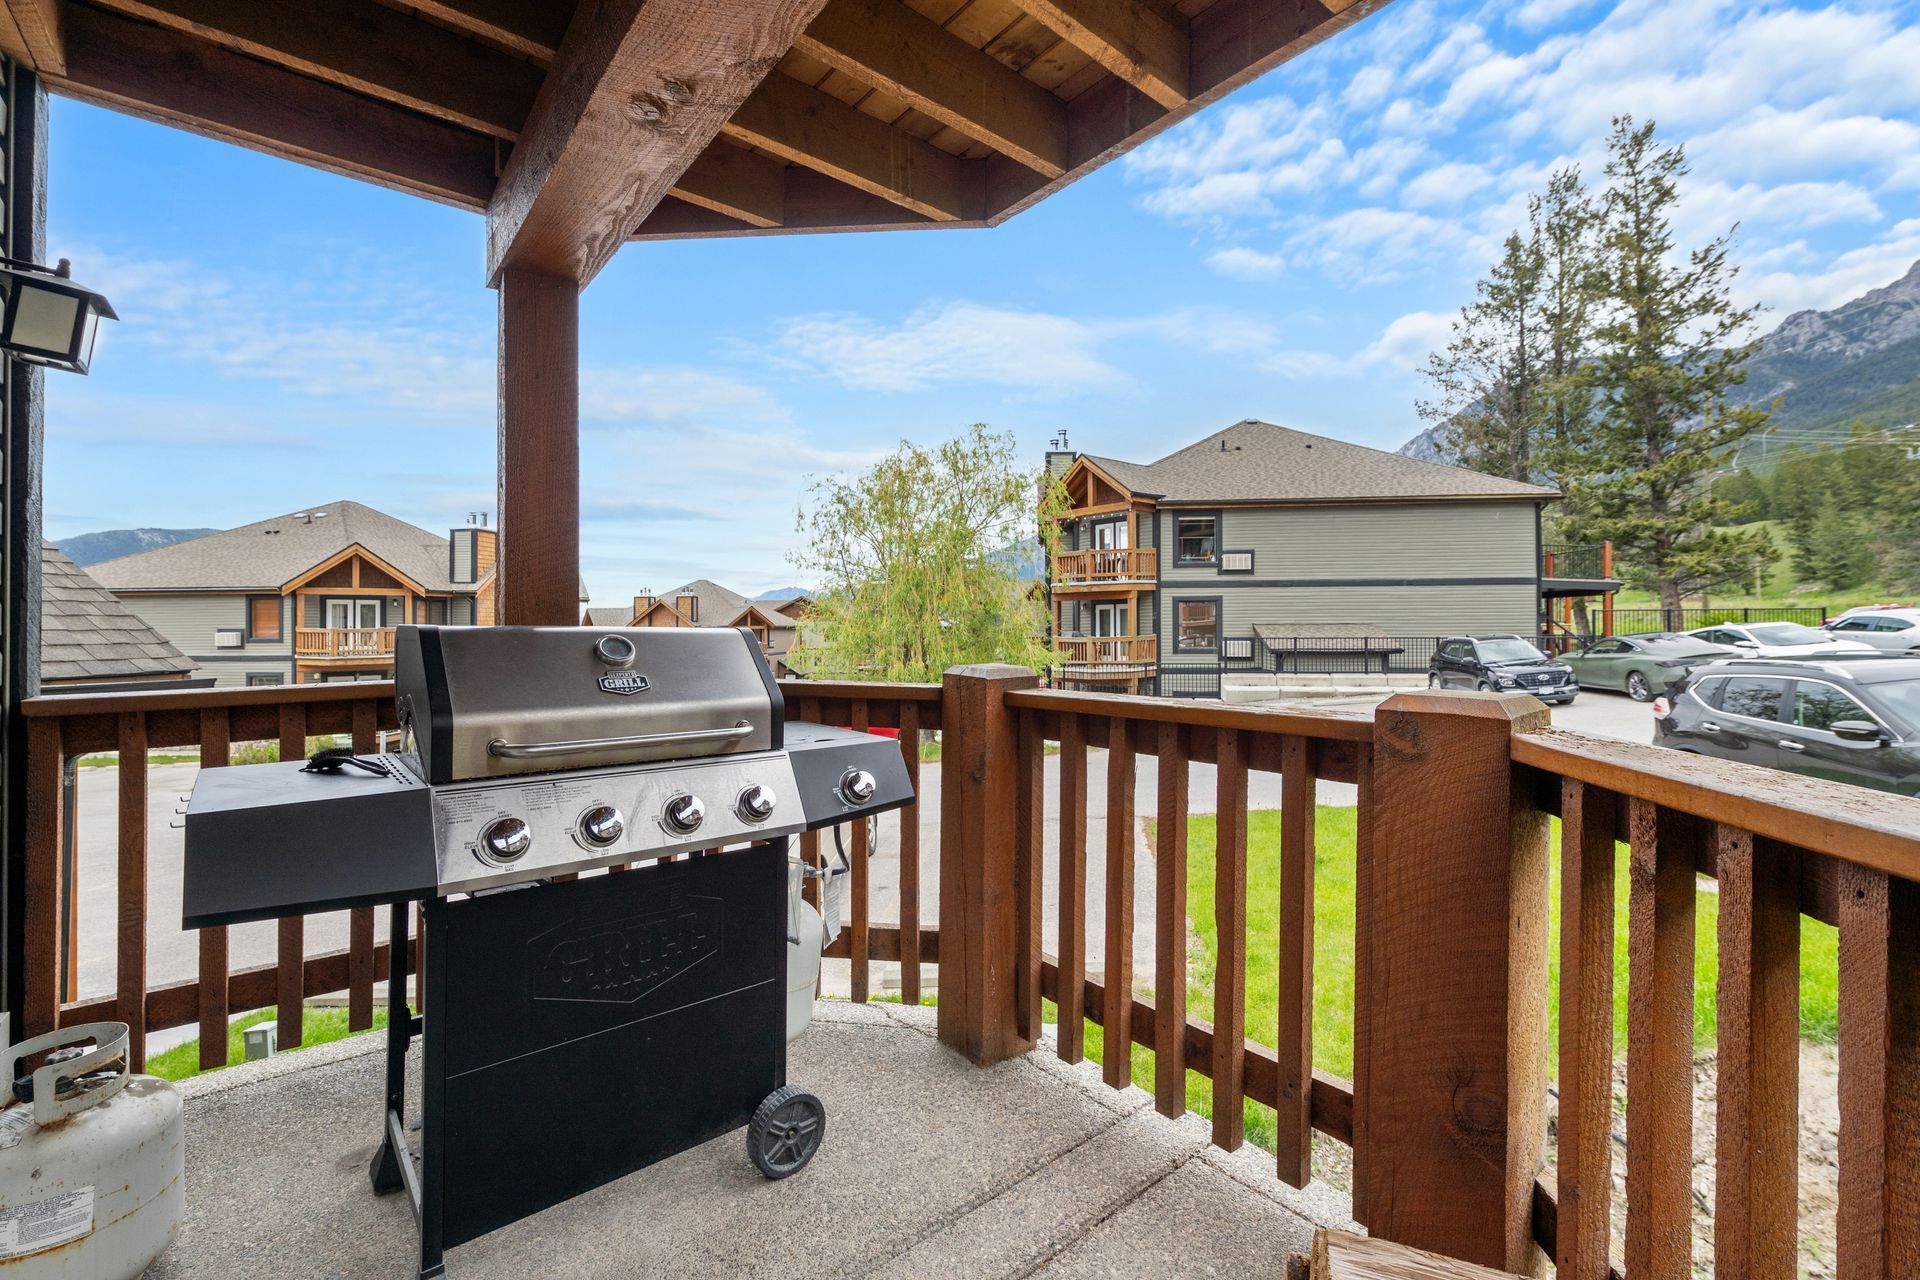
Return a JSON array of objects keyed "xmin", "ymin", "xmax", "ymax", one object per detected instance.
[
  {"xmin": 295, "ymin": 626, "xmax": 398, "ymax": 659},
  {"xmin": 1053, "ymin": 547, "xmax": 1156, "ymax": 585},
  {"xmin": 1541, "ymin": 541, "xmax": 1613, "ymax": 582},
  {"xmin": 17, "ymin": 674, "xmax": 1918, "ymax": 1275},
  {"xmin": 1056, "ymin": 634, "xmax": 1157, "ymax": 665}
]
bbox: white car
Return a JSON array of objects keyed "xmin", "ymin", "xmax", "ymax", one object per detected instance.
[
  {"xmin": 1824, "ymin": 607, "xmax": 1920, "ymax": 655},
  {"xmin": 1684, "ymin": 621, "xmax": 1877, "ymax": 659}
]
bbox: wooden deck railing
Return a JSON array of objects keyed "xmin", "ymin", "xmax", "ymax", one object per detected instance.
[
  {"xmin": 19, "ymin": 672, "xmax": 1919, "ymax": 1276},
  {"xmin": 1053, "ymin": 547, "xmax": 1156, "ymax": 584},
  {"xmin": 1055, "ymin": 633, "xmax": 1157, "ymax": 665},
  {"xmin": 294, "ymin": 626, "xmax": 397, "ymax": 658}
]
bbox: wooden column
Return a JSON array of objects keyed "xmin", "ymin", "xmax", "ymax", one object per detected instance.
[
  {"xmin": 1360, "ymin": 690, "xmax": 1551, "ymax": 1273},
  {"xmin": 936, "ymin": 663, "xmax": 1039, "ymax": 1066},
  {"xmin": 497, "ymin": 266, "xmax": 579, "ymax": 626}
]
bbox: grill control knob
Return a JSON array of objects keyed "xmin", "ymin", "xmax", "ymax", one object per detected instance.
[
  {"xmin": 839, "ymin": 768, "xmax": 878, "ymax": 806},
  {"xmin": 663, "ymin": 793, "xmax": 706, "ymax": 836},
  {"xmin": 737, "ymin": 784, "xmax": 777, "ymax": 823},
  {"xmin": 478, "ymin": 816, "xmax": 532, "ymax": 865},
  {"xmin": 578, "ymin": 804, "xmax": 625, "ymax": 848}
]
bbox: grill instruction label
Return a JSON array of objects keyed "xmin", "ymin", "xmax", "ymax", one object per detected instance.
[{"xmin": 0, "ymin": 1185, "xmax": 94, "ymax": 1259}]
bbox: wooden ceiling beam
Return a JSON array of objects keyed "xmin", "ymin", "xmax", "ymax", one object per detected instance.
[
  {"xmin": 53, "ymin": 2, "xmax": 496, "ymax": 208},
  {"xmin": 668, "ymin": 144, "xmax": 786, "ymax": 229},
  {"xmin": 486, "ymin": 0, "xmax": 828, "ymax": 285},
  {"xmin": 633, "ymin": 168, "xmax": 947, "ymax": 240},
  {"xmin": 1014, "ymin": 0, "xmax": 1188, "ymax": 109},
  {"xmin": 0, "ymin": 0, "xmax": 64, "ymax": 72},
  {"xmin": 91, "ymin": 0, "xmax": 541, "ymax": 139},
  {"xmin": 396, "ymin": 0, "xmax": 567, "ymax": 64},
  {"xmin": 721, "ymin": 69, "xmax": 983, "ymax": 223},
  {"xmin": 795, "ymin": 0, "xmax": 1067, "ymax": 178}
]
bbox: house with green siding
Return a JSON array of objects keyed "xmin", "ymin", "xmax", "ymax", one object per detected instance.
[{"xmin": 1044, "ymin": 421, "xmax": 1561, "ymax": 695}]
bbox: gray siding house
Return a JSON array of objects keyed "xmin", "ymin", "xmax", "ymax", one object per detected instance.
[{"xmin": 1045, "ymin": 421, "xmax": 1558, "ymax": 692}]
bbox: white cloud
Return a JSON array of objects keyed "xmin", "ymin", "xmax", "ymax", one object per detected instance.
[
  {"xmin": 770, "ymin": 303, "xmax": 1125, "ymax": 394},
  {"xmin": 1402, "ymin": 161, "xmax": 1497, "ymax": 208},
  {"xmin": 1207, "ymin": 247, "xmax": 1289, "ymax": 279}
]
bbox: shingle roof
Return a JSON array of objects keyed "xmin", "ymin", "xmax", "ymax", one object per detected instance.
[
  {"xmin": 88, "ymin": 501, "xmax": 465, "ymax": 592},
  {"xmin": 583, "ymin": 606, "xmax": 631, "ymax": 627},
  {"xmin": 1084, "ymin": 421, "xmax": 1557, "ymax": 504},
  {"xmin": 41, "ymin": 542, "xmax": 195, "ymax": 682},
  {"xmin": 657, "ymin": 579, "xmax": 751, "ymax": 626}
]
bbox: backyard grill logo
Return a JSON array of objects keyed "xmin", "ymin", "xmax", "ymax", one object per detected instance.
[
  {"xmin": 530, "ymin": 894, "xmax": 721, "ymax": 1004},
  {"xmin": 597, "ymin": 671, "xmax": 651, "ymax": 696}
]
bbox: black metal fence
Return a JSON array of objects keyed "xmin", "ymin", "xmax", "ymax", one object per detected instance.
[
  {"xmin": 1608, "ymin": 605, "xmax": 1830, "ymax": 634},
  {"xmin": 1239, "ymin": 635, "xmax": 1443, "ymax": 676},
  {"xmin": 1541, "ymin": 543, "xmax": 1610, "ymax": 580}
]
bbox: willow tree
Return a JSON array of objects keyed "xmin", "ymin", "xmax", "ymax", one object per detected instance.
[{"xmin": 787, "ymin": 424, "xmax": 1066, "ymax": 682}]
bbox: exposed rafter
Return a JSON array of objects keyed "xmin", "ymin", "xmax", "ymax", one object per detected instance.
[
  {"xmin": 0, "ymin": 0, "xmax": 63, "ymax": 72},
  {"xmin": 486, "ymin": 0, "xmax": 830, "ymax": 284},
  {"xmin": 795, "ymin": 0, "xmax": 1068, "ymax": 178},
  {"xmin": 91, "ymin": 0, "xmax": 543, "ymax": 139},
  {"xmin": 399, "ymin": 0, "xmax": 568, "ymax": 64},
  {"xmin": 668, "ymin": 144, "xmax": 786, "ymax": 229},
  {"xmin": 53, "ymin": 2, "xmax": 496, "ymax": 209},
  {"xmin": 722, "ymin": 69, "xmax": 983, "ymax": 223},
  {"xmin": 635, "ymin": 167, "xmax": 944, "ymax": 240},
  {"xmin": 1015, "ymin": 0, "xmax": 1188, "ymax": 110}
]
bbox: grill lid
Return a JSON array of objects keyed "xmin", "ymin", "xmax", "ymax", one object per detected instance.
[{"xmin": 394, "ymin": 625, "xmax": 782, "ymax": 785}]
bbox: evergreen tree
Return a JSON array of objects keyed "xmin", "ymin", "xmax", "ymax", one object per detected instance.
[
  {"xmin": 1563, "ymin": 117, "xmax": 1773, "ymax": 610},
  {"xmin": 1533, "ymin": 167, "xmax": 1603, "ymax": 485}
]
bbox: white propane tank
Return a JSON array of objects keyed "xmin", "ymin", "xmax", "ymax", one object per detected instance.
[
  {"xmin": 786, "ymin": 859, "xmax": 826, "ymax": 1042},
  {"xmin": 1, "ymin": 1023, "xmax": 183, "ymax": 1278}
]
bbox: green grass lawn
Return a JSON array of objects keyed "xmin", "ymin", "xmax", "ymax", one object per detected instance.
[
  {"xmin": 1067, "ymin": 806, "xmax": 1840, "ymax": 1152},
  {"xmin": 145, "ymin": 1006, "xmax": 389, "ymax": 1082}
]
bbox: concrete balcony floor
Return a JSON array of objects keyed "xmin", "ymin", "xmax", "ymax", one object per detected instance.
[{"xmin": 150, "ymin": 1002, "xmax": 1354, "ymax": 1279}]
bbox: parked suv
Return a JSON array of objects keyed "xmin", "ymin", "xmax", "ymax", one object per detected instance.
[
  {"xmin": 1654, "ymin": 657, "xmax": 1920, "ymax": 795},
  {"xmin": 1824, "ymin": 607, "xmax": 1920, "ymax": 655},
  {"xmin": 1428, "ymin": 635, "xmax": 1577, "ymax": 704}
]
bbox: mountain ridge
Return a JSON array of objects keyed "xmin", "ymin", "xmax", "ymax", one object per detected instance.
[{"xmin": 55, "ymin": 527, "xmax": 218, "ymax": 567}]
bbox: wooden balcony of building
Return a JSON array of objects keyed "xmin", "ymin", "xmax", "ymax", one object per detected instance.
[
  {"xmin": 1052, "ymin": 548, "xmax": 1157, "ymax": 590},
  {"xmin": 294, "ymin": 626, "xmax": 398, "ymax": 660},
  {"xmin": 1055, "ymin": 633, "xmax": 1157, "ymax": 667},
  {"xmin": 16, "ymin": 675, "xmax": 1919, "ymax": 1279}
]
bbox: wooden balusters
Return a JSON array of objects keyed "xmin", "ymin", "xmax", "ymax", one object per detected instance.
[
  {"xmin": 196, "ymin": 708, "xmax": 232, "ymax": 1071},
  {"xmin": 1557, "ymin": 779, "xmax": 1618, "ymax": 1280},
  {"xmin": 1102, "ymin": 718, "xmax": 1135, "ymax": 1090},
  {"xmin": 114, "ymin": 712, "xmax": 151, "ymax": 1070},
  {"xmin": 347, "ymin": 699, "xmax": 379, "ymax": 1029},
  {"xmin": 1212, "ymin": 727, "xmax": 1248, "ymax": 1150},
  {"xmin": 850, "ymin": 701, "xmax": 870, "ymax": 1003},
  {"xmin": 22, "ymin": 719, "xmax": 65, "ymax": 1039},
  {"xmin": 1715, "ymin": 828, "xmax": 1800, "ymax": 1280},
  {"xmin": 1153, "ymin": 721, "xmax": 1188, "ymax": 1119},
  {"xmin": 275, "ymin": 703, "xmax": 308, "ymax": 1049},
  {"xmin": 1350, "ymin": 743, "xmax": 1373, "ymax": 1223},
  {"xmin": 899, "ymin": 701, "xmax": 923, "ymax": 1006},
  {"xmin": 1014, "ymin": 707, "xmax": 1042, "ymax": 1040},
  {"xmin": 1057, "ymin": 714, "xmax": 1088, "ymax": 1063},
  {"xmin": 1276, "ymin": 733, "xmax": 1314, "ymax": 1187},
  {"xmin": 1837, "ymin": 863, "xmax": 1920, "ymax": 1279},
  {"xmin": 1625, "ymin": 799, "xmax": 1699, "ymax": 1279}
]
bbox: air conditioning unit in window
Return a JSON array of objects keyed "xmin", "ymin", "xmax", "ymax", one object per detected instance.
[{"xmin": 214, "ymin": 628, "xmax": 243, "ymax": 649}]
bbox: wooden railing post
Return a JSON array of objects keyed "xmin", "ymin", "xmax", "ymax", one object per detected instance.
[
  {"xmin": 1360, "ymin": 691, "xmax": 1551, "ymax": 1273},
  {"xmin": 937, "ymin": 663, "xmax": 1039, "ymax": 1066}
]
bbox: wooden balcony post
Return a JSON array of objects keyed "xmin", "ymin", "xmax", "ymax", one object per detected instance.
[
  {"xmin": 937, "ymin": 663, "xmax": 1039, "ymax": 1066},
  {"xmin": 497, "ymin": 266, "xmax": 579, "ymax": 626},
  {"xmin": 1360, "ymin": 690, "xmax": 1551, "ymax": 1273}
]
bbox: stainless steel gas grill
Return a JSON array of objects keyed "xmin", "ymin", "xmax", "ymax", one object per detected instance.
[{"xmin": 180, "ymin": 625, "xmax": 912, "ymax": 1279}]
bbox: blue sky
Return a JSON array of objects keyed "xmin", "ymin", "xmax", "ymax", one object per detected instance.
[{"xmin": 43, "ymin": 0, "xmax": 1920, "ymax": 600}]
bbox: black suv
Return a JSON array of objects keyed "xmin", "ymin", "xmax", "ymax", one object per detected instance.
[
  {"xmin": 1428, "ymin": 634, "xmax": 1577, "ymax": 704},
  {"xmin": 1654, "ymin": 657, "xmax": 1920, "ymax": 795}
]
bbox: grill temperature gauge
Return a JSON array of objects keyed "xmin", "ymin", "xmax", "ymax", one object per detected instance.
[
  {"xmin": 478, "ymin": 816, "xmax": 532, "ymax": 866},
  {"xmin": 662, "ymin": 793, "xmax": 706, "ymax": 835}
]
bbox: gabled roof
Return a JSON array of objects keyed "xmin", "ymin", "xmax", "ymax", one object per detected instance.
[
  {"xmin": 1078, "ymin": 421, "xmax": 1558, "ymax": 504},
  {"xmin": 89, "ymin": 501, "xmax": 469, "ymax": 593},
  {"xmin": 583, "ymin": 606, "xmax": 631, "ymax": 627},
  {"xmin": 657, "ymin": 579, "xmax": 751, "ymax": 625},
  {"xmin": 41, "ymin": 543, "xmax": 195, "ymax": 682}
]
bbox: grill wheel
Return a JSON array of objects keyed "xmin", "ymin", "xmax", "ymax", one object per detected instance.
[{"xmin": 748, "ymin": 1084, "xmax": 826, "ymax": 1179}]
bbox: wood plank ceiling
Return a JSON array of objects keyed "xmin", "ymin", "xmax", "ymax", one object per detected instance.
[{"xmin": 3, "ymin": 0, "xmax": 1392, "ymax": 286}]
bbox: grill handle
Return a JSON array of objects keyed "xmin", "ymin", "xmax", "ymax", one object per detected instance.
[{"xmin": 487, "ymin": 720, "xmax": 755, "ymax": 761}]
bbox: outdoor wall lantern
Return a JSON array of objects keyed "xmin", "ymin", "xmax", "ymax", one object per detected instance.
[{"xmin": 0, "ymin": 256, "xmax": 117, "ymax": 374}]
